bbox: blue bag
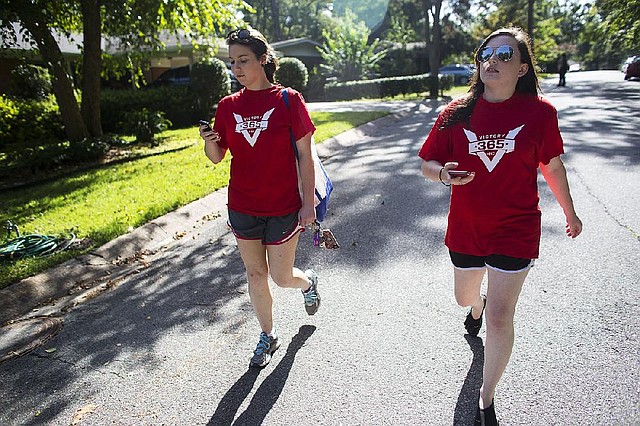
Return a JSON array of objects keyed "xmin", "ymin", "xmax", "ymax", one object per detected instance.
[{"xmin": 282, "ymin": 89, "xmax": 333, "ymax": 222}]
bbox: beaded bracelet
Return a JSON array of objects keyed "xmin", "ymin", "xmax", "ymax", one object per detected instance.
[{"xmin": 439, "ymin": 167, "xmax": 451, "ymax": 187}]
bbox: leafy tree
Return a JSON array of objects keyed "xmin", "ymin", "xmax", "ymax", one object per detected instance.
[
  {"xmin": 1, "ymin": 1, "xmax": 89, "ymax": 142},
  {"xmin": 369, "ymin": 0, "xmax": 431, "ymax": 43},
  {"xmin": 577, "ymin": 0, "xmax": 639, "ymax": 68},
  {"xmin": 385, "ymin": 13, "xmax": 419, "ymax": 45},
  {"xmin": 595, "ymin": 0, "xmax": 639, "ymax": 56},
  {"xmin": 439, "ymin": 17, "xmax": 477, "ymax": 66},
  {"xmin": 318, "ymin": 10, "xmax": 388, "ymax": 82},
  {"xmin": 8, "ymin": 64, "xmax": 52, "ymax": 100},
  {"xmin": 243, "ymin": 0, "xmax": 333, "ymax": 41},
  {"xmin": 471, "ymin": 0, "xmax": 569, "ymax": 66},
  {"xmin": 0, "ymin": 0, "xmax": 247, "ymax": 143}
]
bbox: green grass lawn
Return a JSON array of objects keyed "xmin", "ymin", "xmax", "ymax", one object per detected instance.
[{"xmin": 0, "ymin": 110, "xmax": 389, "ymax": 289}]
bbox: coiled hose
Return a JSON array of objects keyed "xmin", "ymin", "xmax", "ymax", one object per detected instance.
[{"xmin": 0, "ymin": 221, "xmax": 76, "ymax": 260}]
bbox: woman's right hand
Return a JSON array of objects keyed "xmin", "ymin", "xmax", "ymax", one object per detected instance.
[
  {"xmin": 199, "ymin": 124, "xmax": 221, "ymax": 145},
  {"xmin": 201, "ymin": 124, "xmax": 226, "ymax": 164}
]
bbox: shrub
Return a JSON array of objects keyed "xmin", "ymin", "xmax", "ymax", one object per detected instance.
[
  {"xmin": 305, "ymin": 68, "xmax": 326, "ymax": 101},
  {"xmin": 275, "ymin": 57, "xmax": 309, "ymax": 92},
  {"xmin": 8, "ymin": 64, "xmax": 52, "ymax": 100},
  {"xmin": 66, "ymin": 136, "xmax": 112, "ymax": 162},
  {"xmin": 101, "ymin": 86, "xmax": 194, "ymax": 131},
  {"xmin": 0, "ymin": 95, "xmax": 64, "ymax": 148},
  {"xmin": 378, "ymin": 47, "xmax": 419, "ymax": 78},
  {"xmin": 189, "ymin": 58, "xmax": 231, "ymax": 120},
  {"xmin": 101, "ymin": 60, "xmax": 230, "ymax": 131},
  {"xmin": 119, "ymin": 108, "xmax": 172, "ymax": 145},
  {"xmin": 0, "ymin": 136, "xmax": 111, "ymax": 179},
  {"xmin": 323, "ymin": 73, "xmax": 454, "ymax": 101}
]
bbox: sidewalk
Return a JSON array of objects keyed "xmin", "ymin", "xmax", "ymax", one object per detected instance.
[{"xmin": 0, "ymin": 99, "xmax": 430, "ymax": 325}]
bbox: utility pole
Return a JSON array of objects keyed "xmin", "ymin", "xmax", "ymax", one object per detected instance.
[{"xmin": 528, "ymin": 0, "xmax": 535, "ymax": 50}]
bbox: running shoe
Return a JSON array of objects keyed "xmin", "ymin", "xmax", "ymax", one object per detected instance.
[
  {"xmin": 249, "ymin": 331, "xmax": 281, "ymax": 368},
  {"xmin": 475, "ymin": 399, "xmax": 499, "ymax": 425},
  {"xmin": 302, "ymin": 269, "xmax": 321, "ymax": 315},
  {"xmin": 464, "ymin": 295, "xmax": 487, "ymax": 336}
]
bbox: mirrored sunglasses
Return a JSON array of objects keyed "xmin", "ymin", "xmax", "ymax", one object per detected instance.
[
  {"xmin": 226, "ymin": 29, "xmax": 252, "ymax": 42},
  {"xmin": 477, "ymin": 45, "xmax": 515, "ymax": 63}
]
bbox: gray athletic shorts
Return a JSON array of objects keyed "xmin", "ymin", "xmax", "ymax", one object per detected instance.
[{"xmin": 228, "ymin": 209, "xmax": 303, "ymax": 245}]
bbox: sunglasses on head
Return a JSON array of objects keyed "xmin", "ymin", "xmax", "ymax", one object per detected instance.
[
  {"xmin": 477, "ymin": 45, "xmax": 515, "ymax": 63},
  {"xmin": 226, "ymin": 29, "xmax": 252, "ymax": 41}
]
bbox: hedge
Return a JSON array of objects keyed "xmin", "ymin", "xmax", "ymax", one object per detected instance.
[{"xmin": 324, "ymin": 73, "xmax": 454, "ymax": 101}]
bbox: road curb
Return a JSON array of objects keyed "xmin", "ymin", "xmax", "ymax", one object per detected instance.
[{"xmin": 0, "ymin": 188, "xmax": 229, "ymax": 324}]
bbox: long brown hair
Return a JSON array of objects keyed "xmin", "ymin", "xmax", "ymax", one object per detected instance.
[
  {"xmin": 440, "ymin": 27, "xmax": 541, "ymax": 129},
  {"xmin": 226, "ymin": 28, "xmax": 279, "ymax": 83}
]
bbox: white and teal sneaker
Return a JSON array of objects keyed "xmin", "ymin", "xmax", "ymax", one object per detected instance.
[
  {"xmin": 249, "ymin": 331, "xmax": 281, "ymax": 368},
  {"xmin": 302, "ymin": 269, "xmax": 321, "ymax": 315}
]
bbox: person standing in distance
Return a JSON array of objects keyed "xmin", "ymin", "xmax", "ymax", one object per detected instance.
[
  {"xmin": 558, "ymin": 53, "xmax": 569, "ymax": 87},
  {"xmin": 199, "ymin": 28, "xmax": 320, "ymax": 368},
  {"xmin": 418, "ymin": 27, "xmax": 582, "ymax": 425}
]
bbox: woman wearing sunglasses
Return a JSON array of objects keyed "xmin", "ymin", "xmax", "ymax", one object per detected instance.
[
  {"xmin": 418, "ymin": 27, "xmax": 582, "ymax": 424},
  {"xmin": 199, "ymin": 28, "xmax": 320, "ymax": 368}
]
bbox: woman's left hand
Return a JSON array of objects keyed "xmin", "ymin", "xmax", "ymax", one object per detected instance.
[
  {"xmin": 442, "ymin": 162, "xmax": 476, "ymax": 185},
  {"xmin": 298, "ymin": 205, "xmax": 316, "ymax": 228}
]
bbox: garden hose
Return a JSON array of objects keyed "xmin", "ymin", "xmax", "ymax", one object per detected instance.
[{"xmin": 0, "ymin": 221, "xmax": 76, "ymax": 260}]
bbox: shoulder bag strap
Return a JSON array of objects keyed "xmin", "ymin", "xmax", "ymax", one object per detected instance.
[{"xmin": 281, "ymin": 88, "xmax": 300, "ymax": 159}]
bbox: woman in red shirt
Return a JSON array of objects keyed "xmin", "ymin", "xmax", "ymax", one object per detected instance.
[
  {"xmin": 199, "ymin": 28, "xmax": 320, "ymax": 368},
  {"xmin": 418, "ymin": 27, "xmax": 582, "ymax": 424}
]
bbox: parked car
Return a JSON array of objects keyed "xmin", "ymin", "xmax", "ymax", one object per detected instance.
[
  {"xmin": 150, "ymin": 65, "xmax": 242, "ymax": 92},
  {"xmin": 569, "ymin": 63, "xmax": 581, "ymax": 72},
  {"xmin": 439, "ymin": 64, "xmax": 473, "ymax": 85},
  {"xmin": 151, "ymin": 65, "xmax": 191, "ymax": 86},
  {"xmin": 622, "ymin": 56, "xmax": 640, "ymax": 80}
]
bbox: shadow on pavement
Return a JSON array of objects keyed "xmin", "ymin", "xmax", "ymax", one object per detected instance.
[
  {"xmin": 207, "ymin": 325, "xmax": 316, "ymax": 425},
  {"xmin": 453, "ymin": 334, "xmax": 484, "ymax": 425},
  {"xmin": 1, "ymin": 101, "xmax": 443, "ymax": 424},
  {"xmin": 550, "ymin": 79, "xmax": 640, "ymax": 165}
]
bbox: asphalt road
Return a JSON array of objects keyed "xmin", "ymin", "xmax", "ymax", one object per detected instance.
[{"xmin": 1, "ymin": 71, "xmax": 638, "ymax": 425}]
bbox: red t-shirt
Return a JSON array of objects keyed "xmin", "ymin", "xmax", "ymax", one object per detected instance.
[
  {"xmin": 213, "ymin": 85, "xmax": 316, "ymax": 216},
  {"xmin": 418, "ymin": 92, "xmax": 564, "ymax": 259}
]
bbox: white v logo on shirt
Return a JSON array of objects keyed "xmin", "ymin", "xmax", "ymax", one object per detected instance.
[
  {"xmin": 464, "ymin": 125, "xmax": 524, "ymax": 172},
  {"xmin": 233, "ymin": 108, "xmax": 276, "ymax": 147}
]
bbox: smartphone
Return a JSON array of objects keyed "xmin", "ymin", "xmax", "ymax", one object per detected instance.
[
  {"xmin": 448, "ymin": 170, "xmax": 472, "ymax": 177},
  {"xmin": 198, "ymin": 120, "xmax": 212, "ymax": 131}
]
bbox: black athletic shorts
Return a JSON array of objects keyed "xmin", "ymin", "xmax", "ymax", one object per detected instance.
[{"xmin": 449, "ymin": 250, "xmax": 534, "ymax": 273}]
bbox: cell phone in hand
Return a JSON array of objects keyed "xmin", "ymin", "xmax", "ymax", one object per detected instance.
[
  {"xmin": 199, "ymin": 120, "xmax": 212, "ymax": 131},
  {"xmin": 448, "ymin": 170, "xmax": 472, "ymax": 177}
]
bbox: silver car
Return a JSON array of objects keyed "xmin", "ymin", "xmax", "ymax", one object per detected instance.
[{"xmin": 439, "ymin": 64, "xmax": 474, "ymax": 85}]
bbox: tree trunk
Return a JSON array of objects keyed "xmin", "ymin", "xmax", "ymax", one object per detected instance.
[
  {"xmin": 80, "ymin": 0, "xmax": 103, "ymax": 137},
  {"xmin": 270, "ymin": 0, "xmax": 281, "ymax": 41},
  {"xmin": 424, "ymin": 0, "xmax": 443, "ymax": 99},
  {"xmin": 527, "ymin": 0, "xmax": 535, "ymax": 50},
  {"xmin": 20, "ymin": 5, "xmax": 89, "ymax": 142}
]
